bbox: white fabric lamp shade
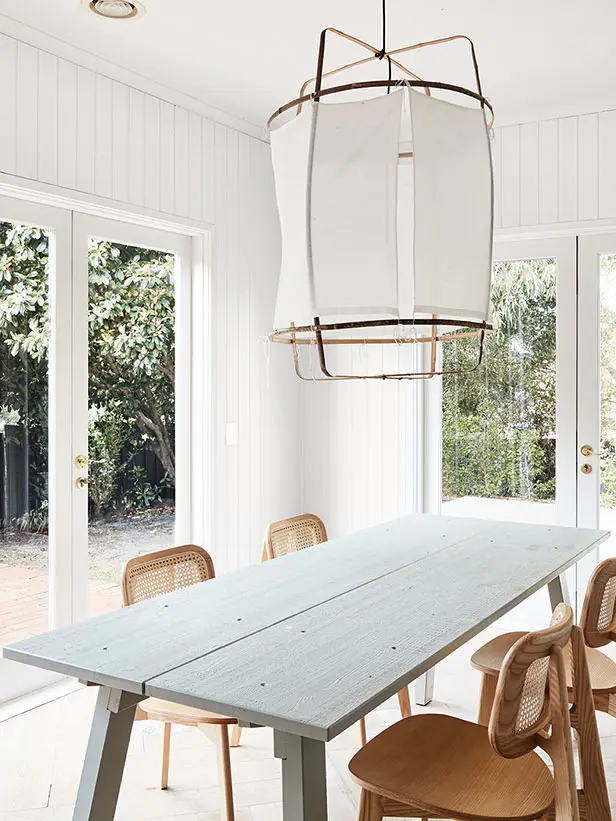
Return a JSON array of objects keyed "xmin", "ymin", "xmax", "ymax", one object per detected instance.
[{"xmin": 270, "ymin": 86, "xmax": 493, "ymax": 335}]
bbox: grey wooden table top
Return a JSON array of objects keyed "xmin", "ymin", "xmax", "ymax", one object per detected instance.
[{"xmin": 4, "ymin": 515, "xmax": 608, "ymax": 741}]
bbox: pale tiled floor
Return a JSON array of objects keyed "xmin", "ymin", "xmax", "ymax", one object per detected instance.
[{"xmin": 3, "ymin": 592, "xmax": 616, "ymax": 821}]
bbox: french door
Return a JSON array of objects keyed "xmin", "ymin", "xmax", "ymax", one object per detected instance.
[
  {"xmin": 0, "ymin": 201, "xmax": 194, "ymax": 703},
  {"xmin": 438, "ymin": 229, "xmax": 616, "ymax": 617},
  {"xmin": 577, "ymin": 233, "xmax": 616, "ymax": 589}
]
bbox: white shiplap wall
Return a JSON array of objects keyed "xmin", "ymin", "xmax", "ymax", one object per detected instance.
[
  {"xmin": 492, "ymin": 111, "xmax": 616, "ymax": 228},
  {"xmin": 300, "ymin": 346, "xmax": 423, "ymax": 539},
  {"xmin": 302, "ymin": 108, "xmax": 616, "ymax": 540},
  {"xmin": 0, "ymin": 33, "xmax": 299, "ymax": 573}
]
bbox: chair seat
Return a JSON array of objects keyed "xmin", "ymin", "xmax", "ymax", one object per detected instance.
[
  {"xmin": 140, "ymin": 697, "xmax": 238, "ymax": 726},
  {"xmin": 471, "ymin": 631, "xmax": 616, "ymax": 694},
  {"xmin": 348, "ymin": 714, "xmax": 554, "ymax": 821}
]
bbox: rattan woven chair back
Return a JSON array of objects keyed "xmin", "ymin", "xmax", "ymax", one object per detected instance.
[
  {"xmin": 262, "ymin": 513, "xmax": 328, "ymax": 561},
  {"xmin": 122, "ymin": 544, "xmax": 216, "ymax": 606},
  {"xmin": 489, "ymin": 603, "xmax": 574, "ymax": 760},
  {"xmin": 580, "ymin": 557, "xmax": 616, "ymax": 648}
]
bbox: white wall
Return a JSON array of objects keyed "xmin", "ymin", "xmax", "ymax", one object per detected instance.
[
  {"xmin": 492, "ymin": 112, "xmax": 616, "ymax": 228},
  {"xmin": 301, "ymin": 108, "xmax": 616, "ymax": 539},
  {"xmin": 0, "ymin": 32, "xmax": 300, "ymax": 573},
  {"xmin": 300, "ymin": 346, "xmax": 425, "ymax": 539}
]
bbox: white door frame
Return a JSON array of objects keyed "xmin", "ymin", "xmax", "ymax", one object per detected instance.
[
  {"xmin": 493, "ymin": 236, "xmax": 578, "ymax": 530},
  {"xmin": 0, "ymin": 195, "xmax": 72, "ymax": 700},
  {"xmin": 71, "ymin": 214, "xmax": 195, "ymax": 621},
  {"xmin": 0, "ymin": 182, "xmax": 212, "ymax": 703},
  {"xmin": 577, "ymin": 233, "xmax": 616, "ymax": 530},
  {"xmin": 575, "ymin": 233, "xmax": 616, "ymax": 600}
]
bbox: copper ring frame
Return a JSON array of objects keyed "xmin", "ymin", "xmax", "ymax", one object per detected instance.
[{"xmin": 268, "ymin": 29, "xmax": 494, "ymax": 380}]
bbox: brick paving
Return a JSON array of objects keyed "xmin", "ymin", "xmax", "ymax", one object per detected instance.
[{"xmin": 0, "ymin": 564, "xmax": 122, "ymax": 646}]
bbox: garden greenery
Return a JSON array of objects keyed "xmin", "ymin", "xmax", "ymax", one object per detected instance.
[{"xmin": 0, "ymin": 222, "xmax": 175, "ymax": 525}]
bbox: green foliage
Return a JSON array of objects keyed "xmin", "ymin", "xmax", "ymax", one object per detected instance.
[
  {"xmin": 88, "ymin": 403, "xmax": 129, "ymax": 517},
  {"xmin": 443, "ymin": 259, "xmax": 557, "ymax": 503},
  {"xmin": 87, "ymin": 239, "xmax": 176, "ymax": 486},
  {"xmin": 122, "ymin": 465, "xmax": 172, "ymax": 511},
  {"xmin": 0, "ymin": 222, "xmax": 176, "ymax": 523},
  {"xmin": 14, "ymin": 500, "xmax": 48, "ymax": 533}
]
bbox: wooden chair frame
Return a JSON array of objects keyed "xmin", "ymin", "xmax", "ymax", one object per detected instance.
[
  {"xmin": 473, "ymin": 594, "xmax": 612, "ymax": 821},
  {"xmin": 351, "ymin": 606, "xmax": 590, "ymax": 821},
  {"xmin": 122, "ymin": 544, "xmax": 241, "ymax": 821}
]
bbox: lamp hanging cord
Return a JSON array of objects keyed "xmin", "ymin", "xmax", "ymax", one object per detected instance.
[
  {"xmin": 374, "ymin": 0, "xmax": 392, "ymax": 92},
  {"xmin": 375, "ymin": 0, "xmax": 387, "ymax": 59}
]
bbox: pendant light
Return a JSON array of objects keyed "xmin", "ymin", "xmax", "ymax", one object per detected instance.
[{"xmin": 267, "ymin": 5, "xmax": 495, "ymax": 380}]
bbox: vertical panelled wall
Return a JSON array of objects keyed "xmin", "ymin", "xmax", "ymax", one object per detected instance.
[
  {"xmin": 302, "ymin": 109, "xmax": 616, "ymax": 539},
  {"xmin": 300, "ymin": 346, "xmax": 423, "ymax": 539},
  {"xmin": 492, "ymin": 112, "xmax": 616, "ymax": 227},
  {"xmin": 0, "ymin": 33, "xmax": 299, "ymax": 573}
]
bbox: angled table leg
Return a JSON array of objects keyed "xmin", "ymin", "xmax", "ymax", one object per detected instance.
[
  {"xmin": 73, "ymin": 687, "xmax": 145, "ymax": 821},
  {"xmin": 548, "ymin": 574, "xmax": 571, "ymax": 609},
  {"xmin": 414, "ymin": 668, "xmax": 435, "ymax": 706},
  {"xmin": 274, "ymin": 730, "xmax": 328, "ymax": 821}
]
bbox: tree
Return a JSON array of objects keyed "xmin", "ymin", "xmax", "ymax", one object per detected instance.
[
  {"xmin": 87, "ymin": 240, "xmax": 176, "ymax": 480},
  {"xmin": 442, "ymin": 259, "xmax": 557, "ymax": 502}
]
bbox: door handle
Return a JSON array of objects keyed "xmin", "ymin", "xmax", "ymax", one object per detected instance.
[
  {"xmin": 580, "ymin": 445, "xmax": 596, "ymax": 457},
  {"xmin": 75, "ymin": 476, "xmax": 88, "ymax": 488}
]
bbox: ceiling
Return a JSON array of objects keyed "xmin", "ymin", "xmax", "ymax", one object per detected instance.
[{"xmin": 0, "ymin": 0, "xmax": 614, "ymax": 130}]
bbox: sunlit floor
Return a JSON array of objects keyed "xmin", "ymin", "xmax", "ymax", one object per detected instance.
[{"xmin": 4, "ymin": 592, "xmax": 616, "ymax": 821}]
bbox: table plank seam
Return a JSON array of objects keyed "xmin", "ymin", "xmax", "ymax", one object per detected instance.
[{"xmin": 136, "ymin": 527, "xmax": 502, "ymax": 690}]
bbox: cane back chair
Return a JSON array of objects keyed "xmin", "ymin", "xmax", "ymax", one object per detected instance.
[
  {"xmin": 122, "ymin": 545, "xmax": 241, "ymax": 821},
  {"xmin": 471, "ymin": 559, "xmax": 616, "ymax": 725},
  {"xmin": 349, "ymin": 605, "xmax": 580, "ymax": 821}
]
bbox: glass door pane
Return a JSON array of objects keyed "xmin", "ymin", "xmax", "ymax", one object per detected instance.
[
  {"xmin": 0, "ymin": 221, "xmax": 50, "ymax": 647},
  {"xmin": 86, "ymin": 237, "xmax": 177, "ymax": 615},
  {"xmin": 578, "ymin": 235, "xmax": 616, "ymax": 578},
  {"xmin": 71, "ymin": 214, "xmax": 192, "ymax": 620},
  {"xmin": 0, "ymin": 196, "xmax": 72, "ymax": 704},
  {"xmin": 439, "ymin": 237, "xmax": 577, "ymax": 624},
  {"xmin": 599, "ymin": 254, "xmax": 616, "ymax": 558},
  {"xmin": 443, "ymin": 257, "xmax": 557, "ymax": 524}
]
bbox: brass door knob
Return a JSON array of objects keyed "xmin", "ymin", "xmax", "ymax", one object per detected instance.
[
  {"xmin": 75, "ymin": 476, "xmax": 88, "ymax": 488},
  {"xmin": 75, "ymin": 454, "xmax": 88, "ymax": 468},
  {"xmin": 581, "ymin": 463, "xmax": 593, "ymax": 475},
  {"xmin": 580, "ymin": 445, "xmax": 595, "ymax": 457}
]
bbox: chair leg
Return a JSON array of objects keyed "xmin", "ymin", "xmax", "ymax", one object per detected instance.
[
  {"xmin": 215, "ymin": 725, "xmax": 235, "ymax": 821},
  {"xmin": 199, "ymin": 724, "xmax": 236, "ymax": 821},
  {"xmin": 161, "ymin": 722, "xmax": 171, "ymax": 790},
  {"xmin": 477, "ymin": 673, "xmax": 498, "ymax": 726},
  {"xmin": 230, "ymin": 725, "xmax": 242, "ymax": 748},
  {"xmin": 397, "ymin": 686, "xmax": 412, "ymax": 719},
  {"xmin": 358, "ymin": 789, "xmax": 383, "ymax": 820},
  {"xmin": 359, "ymin": 716, "xmax": 367, "ymax": 747}
]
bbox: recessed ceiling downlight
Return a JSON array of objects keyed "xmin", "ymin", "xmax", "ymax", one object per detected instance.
[{"xmin": 89, "ymin": 0, "xmax": 142, "ymax": 19}]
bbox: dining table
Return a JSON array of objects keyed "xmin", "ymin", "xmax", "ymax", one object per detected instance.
[{"xmin": 3, "ymin": 514, "xmax": 611, "ymax": 821}]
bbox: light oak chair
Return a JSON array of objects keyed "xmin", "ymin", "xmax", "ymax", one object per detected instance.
[
  {"xmin": 122, "ymin": 545, "xmax": 241, "ymax": 821},
  {"xmin": 261, "ymin": 513, "xmax": 412, "ymax": 745},
  {"xmin": 349, "ymin": 605, "xmax": 581, "ymax": 821},
  {"xmin": 471, "ymin": 559, "xmax": 616, "ymax": 726}
]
